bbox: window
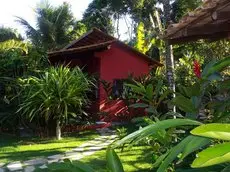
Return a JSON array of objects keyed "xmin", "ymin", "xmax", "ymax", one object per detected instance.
[{"xmin": 112, "ymin": 79, "xmax": 124, "ymax": 98}]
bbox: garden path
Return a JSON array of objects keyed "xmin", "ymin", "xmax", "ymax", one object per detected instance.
[{"xmin": 0, "ymin": 128, "xmax": 117, "ymax": 172}]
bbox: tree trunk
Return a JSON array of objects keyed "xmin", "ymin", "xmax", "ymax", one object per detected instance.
[
  {"xmin": 56, "ymin": 120, "xmax": 61, "ymax": 140},
  {"xmin": 165, "ymin": 41, "xmax": 176, "ymax": 112},
  {"xmin": 162, "ymin": 0, "xmax": 176, "ymax": 113}
]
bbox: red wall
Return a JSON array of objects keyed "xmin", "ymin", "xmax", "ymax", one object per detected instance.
[
  {"xmin": 96, "ymin": 43, "xmax": 150, "ymax": 101},
  {"xmin": 95, "ymin": 43, "xmax": 150, "ymax": 121}
]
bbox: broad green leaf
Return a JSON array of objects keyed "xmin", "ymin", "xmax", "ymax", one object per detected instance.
[
  {"xmin": 191, "ymin": 96, "xmax": 200, "ymax": 109},
  {"xmin": 125, "ymin": 83, "xmax": 145, "ymax": 96},
  {"xmin": 157, "ymin": 136, "xmax": 194, "ymax": 172},
  {"xmin": 221, "ymin": 165, "xmax": 230, "ymax": 172},
  {"xmin": 157, "ymin": 89, "xmax": 171, "ymax": 105},
  {"xmin": 129, "ymin": 103, "xmax": 149, "ymax": 108},
  {"xmin": 205, "ymin": 57, "xmax": 230, "ymax": 77},
  {"xmin": 207, "ymin": 72, "xmax": 222, "ymax": 81},
  {"xmin": 113, "ymin": 119, "xmax": 202, "ymax": 148},
  {"xmin": 192, "ymin": 142, "xmax": 230, "ymax": 168},
  {"xmin": 172, "ymin": 95, "xmax": 197, "ymax": 113},
  {"xmin": 71, "ymin": 160, "xmax": 95, "ymax": 172},
  {"xmin": 153, "ymin": 151, "xmax": 169, "ymax": 168},
  {"xmin": 191, "ymin": 123, "xmax": 230, "ymax": 141},
  {"xmin": 106, "ymin": 148, "xmax": 124, "ymax": 172},
  {"xmin": 156, "ymin": 136, "xmax": 210, "ymax": 172},
  {"xmin": 146, "ymin": 84, "xmax": 153, "ymax": 100},
  {"xmin": 145, "ymin": 106, "xmax": 158, "ymax": 115},
  {"xmin": 180, "ymin": 83, "xmax": 201, "ymax": 97},
  {"xmin": 180, "ymin": 136, "xmax": 211, "ymax": 160},
  {"xmin": 201, "ymin": 60, "xmax": 216, "ymax": 78}
]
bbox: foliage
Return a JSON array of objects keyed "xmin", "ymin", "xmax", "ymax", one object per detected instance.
[
  {"xmin": 191, "ymin": 124, "xmax": 230, "ymax": 168},
  {"xmin": 106, "ymin": 148, "xmax": 124, "ymax": 172},
  {"xmin": 18, "ymin": 66, "xmax": 93, "ymax": 139},
  {"xmin": 82, "ymin": 0, "xmax": 114, "ymax": 34},
  {"xmin": 135, "ymin": 22, "xmax": 148, "ymax": 53},
  {"xmin": 0, "ymin": 27, "xmax": 22, "ymax": 42},
  {"xmin": 116, "ymin": 127, "xmax": 128, "ymax": 140},
  {"xmin": 17, "ymin": 2, "xmax": 86, "ymax": 50},
  {"xmin": 103, "ymin": 58, "xmax": 230, "ymax": 172},
  {"xmin": 112, "ymin": 119, "xmax": 201, "ymax": 148},
  {"xmin": 172, "ymin": 57, "xmax": 230, "ymax": 121},
  {"xmin": 125, "ymin": 79, "xmax": 170, "ymax": 118},
  {"xmin": 171, "ymin": 0, "xmax": 202, "ymax": 22}
]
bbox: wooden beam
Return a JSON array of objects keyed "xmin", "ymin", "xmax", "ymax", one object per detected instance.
[
  {"xmin": 168, "ymin": 31, "xmax": 229, "ymax": 44},
  {"xmin": 181, "ymin": 20, "xmax": 230, "ymax": 37},
  {"xmin": 212, "ymin": 10, "xmax": 230, "ymax": 21}
]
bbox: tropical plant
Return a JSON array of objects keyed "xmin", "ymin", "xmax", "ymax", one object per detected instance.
[
  {"xmin": 190, "ymin": 123, "xmax": 230, "ymax": 168},
  {"xmin": 0, "ymin": 39, "xmax": 30, "ymax": 131},
  {"xmin": 116, "ymin": 127, "xmax": 128, "ymax": 140},
  {"xmin": 125, "ymin": 79, "xmax": 170, "ymax": 118},
  {"xmin": 17, "ymin": 2, "xmax": 86, "ymax": 50},
  {"xmin": 172, "ymin": 57, "xmax": 230, "ymax": 121},
  {"xmin": 0, "ymin": 27, "xmax": 23, "ymax": 42},
  {"xmin": 102, "ymin": 58, "xmax": 230, "ymax": 171},
  {"xmin": 18, "ymin": 66, "xmax": 93, "ymax": 140}
]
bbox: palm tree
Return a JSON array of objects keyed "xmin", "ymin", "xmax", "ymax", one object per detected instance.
[
  {"xmin": 18, "ymin": 66, "xmax": 94, "ymax": 140},
  {"xmin": 16, "ymin": 2, "xmax": 85, "ymax": 51},
  {"xmin": 0, "ymin": 27, "xmax": 23, "ymax": 42},
  {"xmin": 160, "ymin": 0, "xmax": 176, "ymax": 112}
]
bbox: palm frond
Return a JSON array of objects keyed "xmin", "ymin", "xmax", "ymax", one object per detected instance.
[
  {"xmin": 0, "ymin": 39, "xmax": 28, "ymax": 53},
  {"xmin": 15, "ymin": 16, "xmax": 42, "ymax": 46}
]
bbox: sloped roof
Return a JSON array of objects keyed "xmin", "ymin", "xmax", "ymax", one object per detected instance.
[
  {"xmin": 49, "ymin": 28, "xmax": 162, "ymax": 66},
  {"xmin": 166, "ymin": 0, "xmax": 230, "ymax": 44},
  {"xmin": 62, "ymin": 28, "xmax": 115, "ymax": 49},
  {"xmin": 48, "ymin": 40, "xmax": 115, "ymax": 57}
]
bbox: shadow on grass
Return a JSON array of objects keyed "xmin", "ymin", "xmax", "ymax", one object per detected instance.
[
  {"xmin": 0, "ymin": 130, "xmax": 99, "ymax": 163},
  {"xmin": 80, "ymin": 145, "xmax": 154, "ymax": 172}
]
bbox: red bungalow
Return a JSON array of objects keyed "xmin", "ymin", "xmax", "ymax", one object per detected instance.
[{"xmin": 48, "ymin": 28, "xmax": 162, "ymax": 122}]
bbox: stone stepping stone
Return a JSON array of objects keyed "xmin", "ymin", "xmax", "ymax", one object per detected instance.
[
  {"xmin": 110, "ymin": 135, "xmax": 117, "ymax": 139},
  {"xmin": 65, "ymin": 154, "xmax": 84, "ymax": 161},
  {"xmin": 72, "ymin": 147, "xmax": 84, "ymax": 152},
  {"xmin": 82, "ymin": 150, "xmax": 95, "ymax": 156},
  {"xmin": 78, "ymin": 143, "xmax": 94, "ymax": 148},
  {"xmin": 24, "ymin": 166, "xmax": 35, "ymax": 172},
  {"xmin": 86, "ymin": 146, "xmax": 104, "ymax": 151},
  {"xmin": 0, "ymin": 168, "xmax": 4, "ymax": 172},
  {"xmin": 24, "ymin": 158, "xmax": 47, "ymax": 166},
  {"xmin": 39, "ymin": 164, "xmax": 47, "ymax": 169},
  {"xmin": 100, "ymin": 136, "xmax": 110, "ymax": 139},
  {"xmin": 47, "ymin": 154, "xmax": 64, "ymax": 160},
  {"xmin": 65, "ymin": 151, "xmax": 80, "ymax": 157},
  {"xmin": 93, "ymin": 138, "xmax": 107, "ymax": 142},
  {"xmin": 47, "ymin": 159, "xmax": 59, "ymax": 164},
  {"xmin": 58, "ymin": 160, "xmax": 64, "ymax": 163},
  {"xmin": 7, "ymin": 161, "xmax": 23, "ymax": 171}
]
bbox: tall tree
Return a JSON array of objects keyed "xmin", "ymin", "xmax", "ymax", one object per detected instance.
[
  {"xmin": 161, "ymin": 0, "xmax": 176, "ymax": 112},
  {"xmin": 0, "ymin": 27, "xmax": 23, "ymax": 42},
  {"xmin": 82, "ymin": 0, "xmax": 114, "ymax": 34},
  {"xmin": 17, "ymin": 2, "xmax": 86, "ymax": 50}
]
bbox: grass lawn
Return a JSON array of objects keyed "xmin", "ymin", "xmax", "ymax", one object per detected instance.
[
  {"xmin": 80, "ymin": 145, "xmax": 154, "ymax": 172},
  {"xmin": 0, "ymin": 131, "xmax": 99, "ymax": 163}
]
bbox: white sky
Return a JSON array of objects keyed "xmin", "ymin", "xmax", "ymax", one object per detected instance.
[{"xmin": 0, "ymin": 0, "xmax": 129, "ymax": 40}]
